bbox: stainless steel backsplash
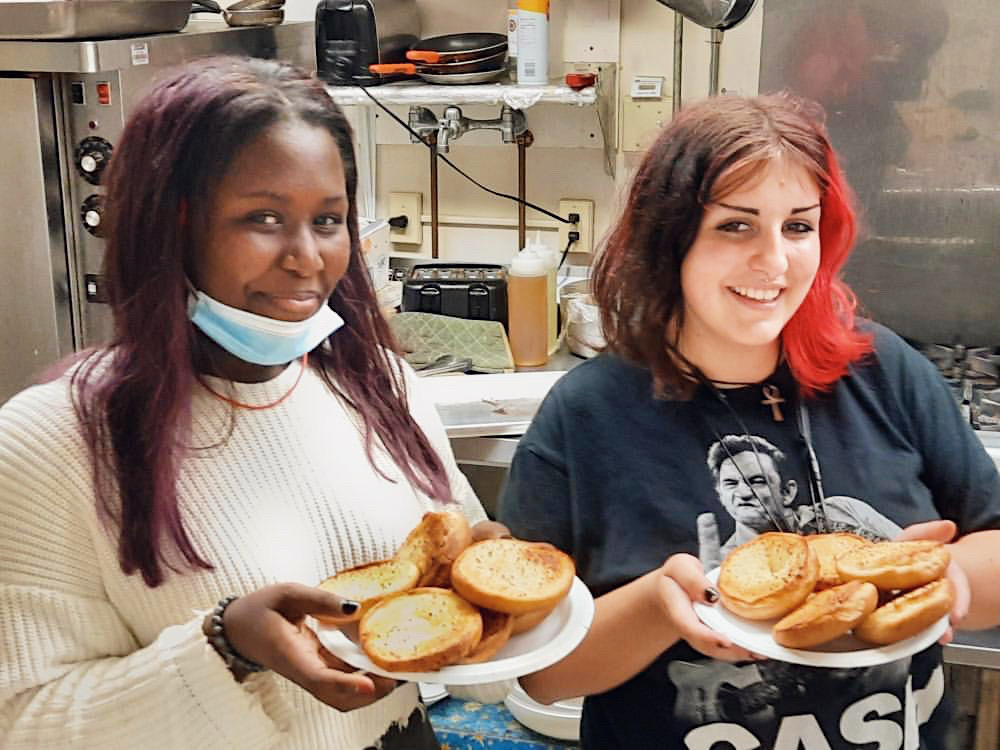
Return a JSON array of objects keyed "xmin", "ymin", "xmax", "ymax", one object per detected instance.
[{"xmin": 759, "ymin": 0, "xmax": 999, "ymax": 346}]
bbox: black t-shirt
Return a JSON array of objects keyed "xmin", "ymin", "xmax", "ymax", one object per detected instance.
[{"xmin": 498, "ymin": 323, "xmax": 1000, "ymax": 750}]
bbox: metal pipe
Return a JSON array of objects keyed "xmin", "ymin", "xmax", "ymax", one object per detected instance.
[
  {"xmin": 515, "ymin": 130, "xmax": 535, "ymax": 251},
  {"xmin": 673, "ymin": 13, "xmax": 683, "ymax": 115},
  {"xmin": 427, "ymin": 133, "xmax": 439, "ymax": 259},
  {"xmin": 708, "ymin": 28, "xmax": 723, "ymax": 97}
]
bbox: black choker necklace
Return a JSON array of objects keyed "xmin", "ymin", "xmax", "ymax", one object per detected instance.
[
  {"xmin": 669, "ymin": 345, "xmax": 788, "ymax": 420},
  {"xmin": 705, "ymin": 376, "xmax": 758, "ymax": 387},
  {"xmin": 700, "ymin": 377, "xmax": 787, "ymax": 422}
]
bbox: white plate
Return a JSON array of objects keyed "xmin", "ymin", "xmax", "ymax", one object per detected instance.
[
  {"xmin": 693, "ymin": 568, "xmax": 949, "ymax": 668},
  {"xmin": 417, "ymin": 682, "xmax": 449, "ymax": 706},
  {"xmin": 504, "ymin": 682, "xmax": 582, "ymax": 741},
  {"xmin": 312, "ymin": 577, "xmax": 594, "ymax": 684}
]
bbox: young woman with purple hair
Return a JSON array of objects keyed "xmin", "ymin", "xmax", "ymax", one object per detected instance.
[{"xmin": 0, "ymin": 57, "xmax": 503, "ymax": 748}]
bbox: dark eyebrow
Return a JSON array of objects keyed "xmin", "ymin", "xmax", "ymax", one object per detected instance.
[
  {"xmin": 716, "ymin": 202, "xmax": 758, "ymax": 215},
  {"xmin": 715, "ymin": 202, "xmax": 821, "ymax": 216},
  {"xmin": 237, "ymin": 190, "xmax": 347, "ymax": 204}
]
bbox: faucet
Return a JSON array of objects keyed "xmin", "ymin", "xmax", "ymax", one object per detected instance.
[
  {"xmin": 437, "ymin": 106, "xmax": 465, "ymax": 152},
  {"xmin": 407, "ymin": 105, "xmax": 528, "ymax": 154}
]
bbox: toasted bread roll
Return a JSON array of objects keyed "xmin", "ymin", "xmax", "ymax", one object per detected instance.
[
  {"xmin": 806, "ymin": 533, "xmax": 872, "ymax": 589},
  {"xmin": 359, "ymin": 587, "xmax": 483, "ymax": 672},
  {"xmin": 395, "ymin": 511, "xmax": 473, "ymax": 588},
  {"xmin": 718, "ymin": 532, "xmax": 820, "ymax": 621},
  {"xmin": 460, "ymin": 608, "xmax": 514, "ymax": 664},
  {"xmin": 450, "ymin": 539, "xmax": 576, "ymax": 615},
  {"xmin": 836, "ymin": 541, "xmax": 950, "ymax": 591},
  {"xmin": 510, "ymin": 602, "xmax": 558, "ymax": 635},
  {"xmin": 315, "ymin": 558, "xmax": 421, "ymax": 623},
  {"xmin": 854, "ymin": 577, "xmax": 954, "ymax": 646},
  {"xmin": 772, "ymin": 580, "xmax": 879, "ymax": 649}
]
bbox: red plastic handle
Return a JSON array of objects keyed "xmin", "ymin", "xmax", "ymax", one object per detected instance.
[
  {"xmin": 406, "ymin": 50, "xmax": 442, "ymax": 63},
  {"xmin": 369, "ymin": 63, "xmax": 418, "ymax": 75}
]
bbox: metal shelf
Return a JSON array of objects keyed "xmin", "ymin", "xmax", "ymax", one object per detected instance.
[
  {"xmin": 325, "ymin": 64, "xmax": 618, "ymax": 176},
  {"xmin": 325, "ymin": 79, "xmax": 597, "ymax": 107}
]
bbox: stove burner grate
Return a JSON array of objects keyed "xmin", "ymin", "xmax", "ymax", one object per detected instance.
[{"xmin": 915, "ymin": 342, "xmax": 1000, "ymax": 430}]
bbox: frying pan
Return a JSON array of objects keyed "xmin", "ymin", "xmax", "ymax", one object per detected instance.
[
  {"xmin": 406, "ymin": 32, "xmax": 507, "ymax": 64},
  {"xmin": 410, "ymin": 68, "xmax": 505, "ymax": 85},
  {"xmin": 369, "ymin": 64, "xmax": 506, "ymax": 85},
  {"xmin": 371, "ymin": 49, "xmax": 506, "ymax": 78}
]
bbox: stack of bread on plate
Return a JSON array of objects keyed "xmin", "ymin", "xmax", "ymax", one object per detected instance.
[
  {"xmin": 316, "ymin": 511, "xmax": 576, "ymax": 672},
  {"xmin": 717, "ymin": 532, "xmax": 954, "ymax": 649}
]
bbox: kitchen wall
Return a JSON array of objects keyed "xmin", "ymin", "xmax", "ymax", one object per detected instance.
[{"xmin": 283, "ymin": 0, "xmax": 764, "ymax": 266}]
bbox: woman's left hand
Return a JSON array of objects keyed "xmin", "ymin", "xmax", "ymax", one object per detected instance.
[
  {"xmin": 222, "ymin": 583, "xmax": 398, "ymax": 711},
  {"xmin": 894, "ymin": 519, "xmax": 971, "ymax": 645},
  {"xmin": 470, "ymin": 520, "xmax": 512, "ymax": 543}
]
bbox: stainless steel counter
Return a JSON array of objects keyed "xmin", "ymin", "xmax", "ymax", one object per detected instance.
[
  {"xmin": 945, "ymin": 630, "xmax": 1000, "ymax": 670},
  {"xmin": 427, "ymin": 346, "xmax": 584, "ymax": 466}
]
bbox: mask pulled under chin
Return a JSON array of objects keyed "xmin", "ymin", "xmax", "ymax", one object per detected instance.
[{"xmin": 187, "ymin": 289, "xmax": 344, "ymax": 366}]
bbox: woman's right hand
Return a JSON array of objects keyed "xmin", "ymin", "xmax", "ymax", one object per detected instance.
[
  {"xmin": 657, "ymin": 553, "xmax": 761, "ymax": 662},
  {"xmin": 221, "ymin": 583, "xmax": 398, "ymax": 711}
]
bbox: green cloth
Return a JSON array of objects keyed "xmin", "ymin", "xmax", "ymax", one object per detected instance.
[{"xmin": 390, "ymin": 312, "xmax": 515, "ymax": 374}]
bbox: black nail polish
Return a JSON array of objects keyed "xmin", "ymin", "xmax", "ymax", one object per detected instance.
[
  {"xmin": 704, "ymin": 587, "xmax": 720, "ymax": 604},
  {"xmin": 340, "ymin": 600, "xmax": 360, "ymax": 616}
]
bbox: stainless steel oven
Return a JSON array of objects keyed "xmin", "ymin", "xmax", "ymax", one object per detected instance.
[{"xmin": 0, "ymin": 19, "xmax": 315, "ymax": 403}]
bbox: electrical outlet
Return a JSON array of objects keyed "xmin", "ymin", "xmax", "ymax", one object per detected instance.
[
  {"xmin": 557, "ymin": 199, "xmax": 595, "ymax": 254},
  {"xmin": 388, "ymin": 191, "xmax": 422, "ymax": 244}
]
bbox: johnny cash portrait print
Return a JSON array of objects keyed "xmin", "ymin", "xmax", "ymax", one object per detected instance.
[{"xmin": 664, "ymin": 433, "xmax": 944, "ymax": 749}]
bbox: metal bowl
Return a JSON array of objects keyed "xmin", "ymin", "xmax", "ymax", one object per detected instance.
[
  {"xmin": 222, "ymin": 8, "xmax": 283, "ymax": 26},
  {"xmin": 227, "ymin": 0, "xmax": 284, "ymax": 11}
]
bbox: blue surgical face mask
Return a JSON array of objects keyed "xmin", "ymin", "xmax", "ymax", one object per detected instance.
[{"xmin": 188, "ymin": 288, "xmax": 344, "ymax": 366}]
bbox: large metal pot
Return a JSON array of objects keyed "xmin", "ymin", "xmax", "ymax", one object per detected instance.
[
  {"xmin": 655, "ymin": 0, "xmax": 758, "ymax": 30},
  {"xmin": 0, "ymin": 0, "xmax": 192, "ymax": 40}
]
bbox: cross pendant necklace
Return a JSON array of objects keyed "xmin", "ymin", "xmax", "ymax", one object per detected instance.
[{"xmin": 761, "ymin": 384, "xmax": 785, "ymax": 421}]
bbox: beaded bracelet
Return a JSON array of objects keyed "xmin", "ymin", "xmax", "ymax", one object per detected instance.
[{"xmin": 202, "ymin": 595, "xmax": 268, "ymax": 682}]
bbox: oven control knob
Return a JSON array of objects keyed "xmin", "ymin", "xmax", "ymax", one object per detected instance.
[
  {"xmin": 81, "ymin": 194, "xmax": 105, "ymax": 237},
  {"xmin": 74, "ymin": 136, "xmax": 113, "ymax": 185}
]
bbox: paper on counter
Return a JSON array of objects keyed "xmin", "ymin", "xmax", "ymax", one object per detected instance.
[
  {"xmin": 415, "ymin": 371, "xmax": 566, "ymax": 406},
  {"xmin": 416, "ymin": 371, "xmax": 568, "ymax": 438}
]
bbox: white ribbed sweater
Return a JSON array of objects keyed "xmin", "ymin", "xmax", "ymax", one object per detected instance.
[{"xmin": 0, "ymin": 357, "xmax": 486, "ymax": 749}]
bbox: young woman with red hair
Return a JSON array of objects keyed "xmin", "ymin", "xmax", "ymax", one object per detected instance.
[
  {"xmin": 498, "ymin": 93, "xmax": 1000, "ymax": 749},
  {"xmin": 0, "ymin": 57, "xmax": 505, "ymax": 749}
]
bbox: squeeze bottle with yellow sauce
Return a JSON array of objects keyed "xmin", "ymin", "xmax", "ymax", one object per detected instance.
[
  {"xmin": 507, "ymin": 246, "xmax": 549, "ymax": 366},
  {"xmin": 527, "ymin": 236, "xmax": 559, "ymax": 356}
]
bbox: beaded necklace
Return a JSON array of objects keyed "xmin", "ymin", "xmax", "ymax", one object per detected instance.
[{"xmin": 198, "ymin": 354, "xmax": 308, "ymax": 411}]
